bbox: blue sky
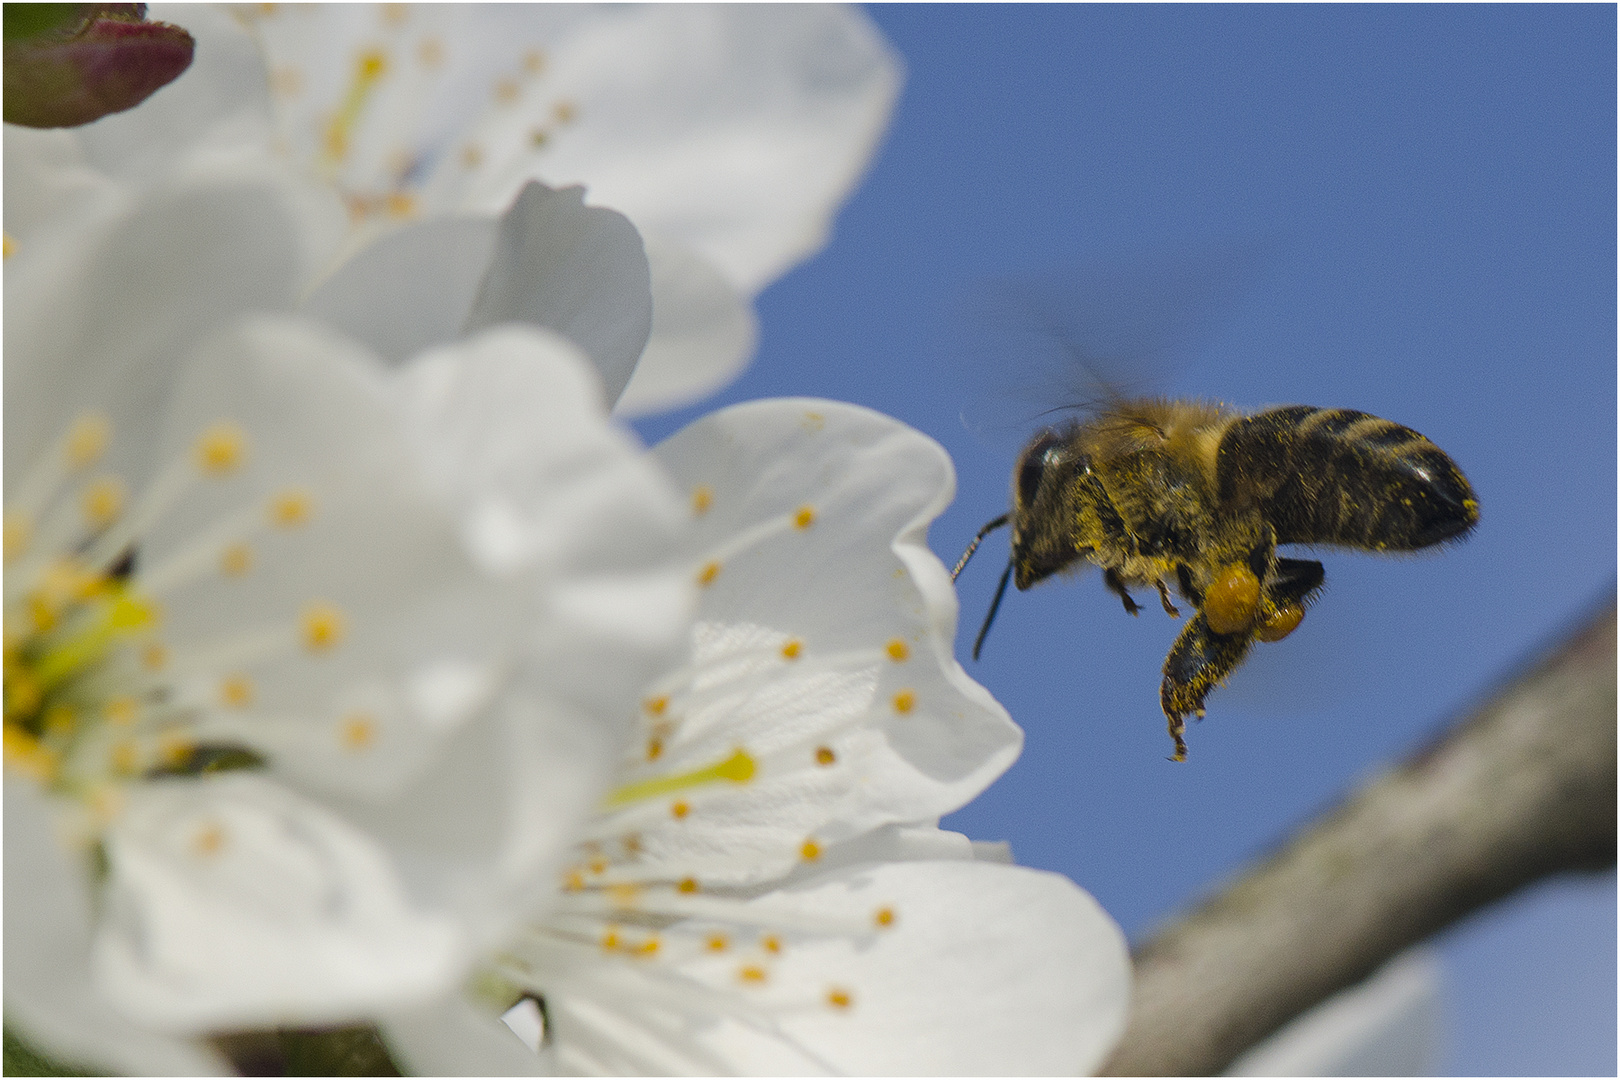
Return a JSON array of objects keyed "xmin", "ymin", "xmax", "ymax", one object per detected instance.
[{"xmin": 638, "ymin": 6, "xmax": 1616, "ymax": 1074}]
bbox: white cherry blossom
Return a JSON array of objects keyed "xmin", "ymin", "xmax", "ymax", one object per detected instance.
[
  {"xmin": 384, "ymin": 400, "xmax": 1132, "ymax": 1076},
  {"xmin": 4, "ymin": 173, "xmax": 690, "ymax": 1073}
]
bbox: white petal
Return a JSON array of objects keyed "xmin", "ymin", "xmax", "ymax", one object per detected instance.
[
  {"xmin": 301, "ymin": 214, "xmax": 500, "ymax": 365},
  {"xmin": 4, "ymin": 784, "xmax": 231, "ymax": 1076},
  {"xmin": 691, "ymin": 861, "xmax": 1131, "ymax": 1076},
  {"xmin": 94, "ymin": 773, "xmax": 464, "ymax": 1031},
  {"xmin": 384, "ymin": 995, "xmax": 554, "ymax": 1076},
  {"xmin": 2, "ymin": 127, "xmax": 120, "ymax": 247},
  {"xmin": 464, "ymin": 182, "xmax": 652, "ymax": 407},
  {"xmin": 614, "ymin": 233, "xmax": 759, "ymax": 417},
  {"xmin": 1226, "ymin": 947, "xmax": 1443, "ymax": 1076}
]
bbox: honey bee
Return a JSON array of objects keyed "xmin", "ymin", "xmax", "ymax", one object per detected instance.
[{"xmin": 953, "ymin": 399, "xmax": 1479, "ymax": 760}]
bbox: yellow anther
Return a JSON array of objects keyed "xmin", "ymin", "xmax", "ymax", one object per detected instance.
[
  {"xmin": 220, "ymin": 674, "xmax": 254, "ymax": 708},
  {"xmin": 494, "ymin": 77, "xmax": 520, "ymax": 105},
  {"xmin": 301, "ymin": 602, "xmax": 345, "ymax": 652},
  {"xmin": 220, "ymin": 542, "xmax": 253, "ymax": 577},
  {"xmin": 418, "ymin": 36, "xmax": 444, "ymax": 68},
  {"xmin": 4, "ymin": 726, "xmax": 58, "ymax": 782},
  {"xmin": 564, "ymin": 869, "xmax": 585, "ymax": 891},
  {"xmin": 793, "ymin": 505, "xmax": 816, "ymax": 530},
  {"xmin": 553, "ymin": 100, "xmax": 577, "ymax": 124},
  {"xmin": 269, "ymin": 488, "xmax": 314, "ymax": 527},
  {"xmin": 191, "ymin": 822, "xmax": 227, "ymax": 857},
  {"xmin": 380, "ymin": 3, "xmax": 406, "ymax": 26},
  {"xmin": 5, "ymin": 673, "xmax": 42, "ymax": 719},
  {"xmin": 644, "ymin": 695, "xmax": 669, "ymax": 717},
  {"xmin": 886, "ymin": 638, "xmax": 910, "ymax": 662},
  {"xmin": 874, "ymin": 906, "xmax": 896, "ymax": 928},
  {"xmin": 762, "ymin": 935, "xmax": 781, "ymax": 954},
  {"xmin": 738, "ymin": 965, "xmax": 767, "ymax": 984},
  {"xmin": 588, "ymin": 856, "xmax": 608, "ymax": 875},
  {"xmin": 800, "ymin": 839, "xmax": 822, "ymax": 861},
  {"xmin": 461, "ymin": 143, "xmax": 483, "ymax": 169},
  {"xmin": 671, "ymin": 800, "xmax": 690, "ymax": 819},
  {"xmin": 528, "ymin": 128, "xmax": 550, "ymax": 149},
  {"xmin": 623, "ymin": 833, "xmax": 643, "ymax": 855},
  {"xmin": 2, "ymin": 234, "xmax": 13, "ymax": 259},
  {"xmin": 522, "ymin": 49, "xmax": 545, "ymax": 75},
  {"xmin": 3, "ymin": 514, "xmax": 30, "ymax": 564},
  {"xmin": 827, "ymin": 988, "xmax": 853, "ymax": 1010},
  {"xmin": 270, "ymin": 65, "xmax": 302, "ymax": 97},
  {"xmin": 142, "ymin": 642, "xmax": 168, "ymax": 671},
  {"xmin": 608, "ymin": 883, "xmax": 640, "ymax": 908},
  {"xmin": 358, "ymin": 48, "xmax": 389, "ymax": 80},
  {"xmin": 340, "ymin": 713, "xmax": 376, "ymax": 751},
  {"xmin": 385, "ymin": 191, "xmax": 417, "ymax": 219},
  {"xmin": 159, "ymin": 732, "xmax": 194, "ymax": 767},
  {"xmin": 600, "ymin": 929, "xmax": 621, "ymax": 951},
  {"xmin": 781, "ymin": 639, "xmax": 803, "ymax": 660},
  {"xmin": 815, "ymin": 746, "xmax": 836, "ymax": 766},
  {"xmin": 892, "ymin": 690, "xmax": 917, "ymax": 714},
  {"xmin": 706, "ymin": 933, "xmax": 728, "ymax": 952},
  {"xmin": 104, "ymin": 696, "xmax": 138, "ymax": 726},
  {"xmin": 646, "ymin": 736, "xmax": 664, "ymax": 761},
  {"xmin": 110, "ymin": 740, "xmax": 138, "ymax": 775},
  {"xmin": 697, "ymin": 561, "xmax": 721, "ymax": 587},
  {"xmin": 604, "ymin": 747, "xmax": 756, "ymax": 807},
  {"xmin": 66, "ymin": 413, "xmax": 111, "ymax": 469},
  {"xmin": 691, "ymin": 485, "xmax": 714, "ymax": 516},
  {"xmin": 677, "ymin": 876, "xmax": 699, "ymax": 894},
  {"xmin": 82, "ymin": 475, "xmax": 127, "ymax": 529},
  {"xmin": 195, "ymin": 422, "xmax": 247, "ymax": 475},
  {"xmin": 633, "ymin": 937, "xmax": 660, "ymax": 958}
]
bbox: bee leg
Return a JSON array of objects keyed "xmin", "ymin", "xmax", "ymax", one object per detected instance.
[
  {"xmin": 1160, "ymin": 613, "xmax": 1255, "ymax": 761},
  {"xmin": 1154, "ymin": 579, "xmax": 1182, "ymax": 618},
  {"xmin": 1104, "ymin": 568, "xmax": 1141, "ymax": 616},
  {"xmin": 1257, "ymin": 558, "xmax": 1326, "ymax": 642}
]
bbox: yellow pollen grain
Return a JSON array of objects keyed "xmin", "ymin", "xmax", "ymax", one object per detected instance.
[
  {"xmin": 461, "ymin": 142, "xmax": 483, "ymax": 169},
  {"xmin": 800, "ymin": 839, "xmax": 822, "ymax": 861},
  {"xmin": 195, "ymin": 422, "xmax": 247, "ymax": 475},
  {"xmin": 886, "ymin": 638, "xmax": 910, "ymax": 662},
  {"xmin": 815, "ymin": 746, "xmax": 836, "ymax": 766},
  {"xmin": 220, "ymin": 674, "xmax": 254, "ymax": 708},
  {"xmin": 494, "ymin": 77, "xmax": 520, "ymax": 105},
  {"xmin": 66, "ymin": 413, "xmax": 111, "ymax": 469},
  {"xmin": 793, "ymin": 505, "xmax": 816, "ymax": 529},
  {"xmin": 781, "ymin": 638, "xmax": 803, "ymax": 660},
  {"xmin": 644, "ymin": 695, "xmax": 669, "ymax": 717},
  {"xmin": 417, "ymin": 36, "xmax": 444, "ymax": 68},
  {"xmin": 762, "ymin": 935, "xmax": 781, "ymax": 954},
  {"xmin": 82, "ymin": 475, "xmax": 127, "ymax": 529},
  {"xmin": 192, "ymin": 822, "xmax": 227, "ymax": 857},
  {"xmin": 269, "ymin": 488, "xmax": 314, "ymax": 527},
  {"xmin": 892, "ymin": 690, "xmax": 917, "ymax": 714},
  {"xmin": 827, "ymin": 987, "xmax": 853, "ymax": 1010},
  {"xmin": 706, "ymin": 933, "xmax": 728, "ymax": 952},
  {"xmin": 104, "ymin": 696, "xmax": 138, "ymax": 726},
  {"xmin": 671, "ymin": 800, "xmax": 690, "ymax": 820},
  {"xmin": 691, "ymin": 485, "xmax": 714, "ymax": 515},
  {"xmin": 874, "ymin": 906, "xmax": 896, "ymax": 928},
  {"xmin": 678, "ymin": 876, "xmax": 699, "ymax": 894},
  {"xmin": 301, "ymin": 603, "xmax": 346, "ymax": 652},
  {"xmin": 110, "ymin": 740, "xmax": 138, "ymax": 775},
  {"xmin": 697, "ymin": 561, "xmax": 721, "ymax": 587},
  {"xmin": 142, "ymin": 642, "xmax": 168, "ymax": 671},
  {"xmin": 220, "ymin": 542, "xmax": 253, "ymax": 577},
  {"xmin": 738, "ymin": 965, "xmax": 767, "ymax": 984},
  {"xmin": 340, "ymin": 713, "xmax": 376, "ymax": 751},
  {"xmin": 4, "ymin": 514, "xmax": 30, "ymax": 564},
  {"xmin": 522, "ymin": 49, "xmax": 546, "ymax": 75},
  {"xmin": 553, "ymin": 100, "xmax": 577, "ymax": 124},
  {"xmin": 646, "ymin": 736, "xmax": 664, "ymax": 761}
]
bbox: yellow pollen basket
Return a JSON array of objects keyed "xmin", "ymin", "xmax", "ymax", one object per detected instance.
[{"xmin": 603, "ymin": 747, "xmax": 757, "ymax": 809}]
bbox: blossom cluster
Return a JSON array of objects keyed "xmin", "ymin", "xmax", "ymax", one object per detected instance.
[{"xmin": 5, "ymin": 6, "xmax": 1131, "ymax": 1076}]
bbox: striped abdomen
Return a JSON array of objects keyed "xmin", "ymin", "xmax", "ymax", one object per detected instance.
[{"xmin": 1215, "ymin": 406, "xmax": 1479, "ymax": 550}]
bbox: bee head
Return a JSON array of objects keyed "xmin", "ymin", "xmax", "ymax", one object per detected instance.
[{"xmin": 1010, "ymin": 427, "xmax": 1085, "ymax": 590}]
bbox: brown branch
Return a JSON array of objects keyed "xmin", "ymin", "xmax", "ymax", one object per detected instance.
[{"xmin": 1100, "ymin": 590, "xmax": 1617, "ymax": 1076}]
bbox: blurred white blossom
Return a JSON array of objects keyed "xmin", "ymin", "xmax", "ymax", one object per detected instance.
[
  {"xmin": 384, "ymin": 400, "xmax": 1131, "ymax": 1076},
  {"xmin": 8, "ymin": 3, "xmax": 902, "ymax": 414},
  {"xmin": 3, "ymin": 173, "xmax": 691, "ymax": 1074}
]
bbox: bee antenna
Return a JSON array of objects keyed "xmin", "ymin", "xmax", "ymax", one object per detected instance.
[
  {"xmin": 972, "ymin": 559, "xmax": 1015, "ymax": 660},
  {"xmin": 952, "ymin": 514, "xmax": 1010, "ymax": 581}
]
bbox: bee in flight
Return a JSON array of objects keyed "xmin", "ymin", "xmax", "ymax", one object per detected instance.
[{"xmin": 953, "ymin": 398, "xmax": 1479, "ymax": 760}]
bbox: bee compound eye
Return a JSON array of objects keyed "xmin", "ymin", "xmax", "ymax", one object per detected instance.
[
  {"xmin": 1017, "ymin": 433, "xmax": 1064, "ymax": 509},
  {"xmin": 1203, "ymin": 563, "xmax": 1261, "ymax": 636}
]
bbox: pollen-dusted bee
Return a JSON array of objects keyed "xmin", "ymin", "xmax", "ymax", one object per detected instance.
[{"xmin": 954, "ymin": 399, "xmax": 1479, "ymax": 760}]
